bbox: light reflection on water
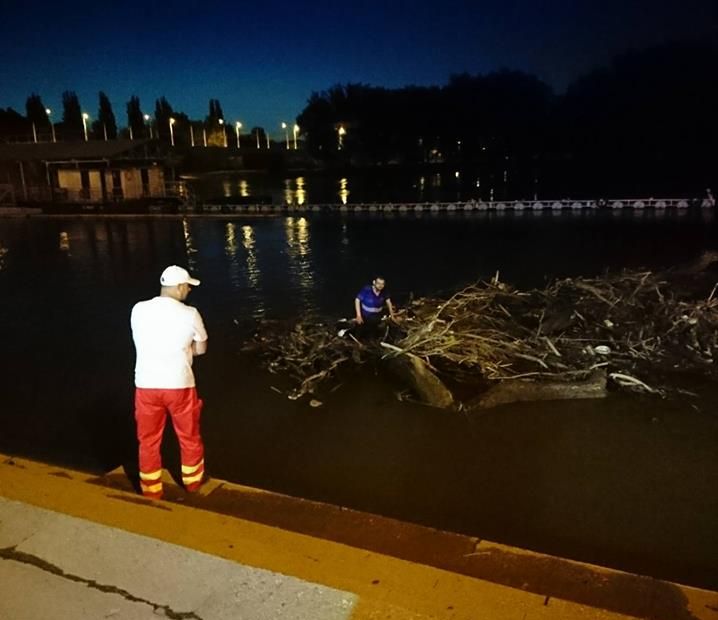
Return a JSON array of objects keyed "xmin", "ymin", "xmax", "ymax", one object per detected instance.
[
  {"xmin": 189, "ymin": 169, "xmax": 504, "ymax": 205},
  {"xmin": 339, "ymin": 178, "xmax": 349, "ymax": 205},
  {"xmin": 284, "ymin": 216, "xmax": 314, "ymax": 309},
  {"xmin": 296, "ymin": 177, "xmax": 306, "ymax": 206},
  {"xmin": 182, "ymin": 218, "xmax": 198, "ymax": 270},
  {"xmin": 0, "ymin": 210, "xmax": 716, "ymax": 326}
]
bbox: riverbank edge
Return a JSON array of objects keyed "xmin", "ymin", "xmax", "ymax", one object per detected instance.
[{"xmin": 1, "ymin": 454, "xmax": 715, "ymax": 620}]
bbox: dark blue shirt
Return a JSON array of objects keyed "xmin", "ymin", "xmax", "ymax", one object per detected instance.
[{"xmin": 356, "ymin": 285, "xmax": 389, "ymax": 318}]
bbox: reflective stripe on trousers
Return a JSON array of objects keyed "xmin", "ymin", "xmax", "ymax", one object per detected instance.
[{"xmin": 135, "ymin": 387, "xmax": 205, "ymax": 498}]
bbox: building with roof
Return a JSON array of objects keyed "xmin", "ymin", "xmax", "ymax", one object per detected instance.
[{"xmin": 0, "ymin": 140, "xmax": 170, "ymax": 206}]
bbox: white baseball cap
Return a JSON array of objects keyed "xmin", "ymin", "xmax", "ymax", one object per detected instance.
[{"xmin": 160, "ymin": 265, "xmax": 200, "ymax": 286}]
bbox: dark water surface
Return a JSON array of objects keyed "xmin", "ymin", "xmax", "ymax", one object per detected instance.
[{"xmin": 1, "ymin": 210, "xmax": 717, "ymax": 589}]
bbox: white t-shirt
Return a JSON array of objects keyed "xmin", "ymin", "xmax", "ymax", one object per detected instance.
[{"xmin": 131, "ymin": 296, "xmax": 208, "ymax": 389}]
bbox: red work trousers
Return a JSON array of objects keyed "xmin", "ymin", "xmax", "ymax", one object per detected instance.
[{"xmin": 134, "ymin": 387, "xmax": 205, "ymax": 499}]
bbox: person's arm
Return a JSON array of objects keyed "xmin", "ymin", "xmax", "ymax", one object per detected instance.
[
  {"xmin": 192, "ymin": 310, "xmax": 208, "ymax": 356},
  {"xmin": 354, "ymin": 297, "xmax": 364, "ymax": 324}
]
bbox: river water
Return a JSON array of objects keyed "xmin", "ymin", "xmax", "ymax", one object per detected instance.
[{"xmin": 0, "ymin": 209, "xmax": 716, "ymax": 589}]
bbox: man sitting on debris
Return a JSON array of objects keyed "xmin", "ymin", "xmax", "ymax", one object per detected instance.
[{"xmin": 354, "ymin": 276, "xmax": 397, "ymax": 339}]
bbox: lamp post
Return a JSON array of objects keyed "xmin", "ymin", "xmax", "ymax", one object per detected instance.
[
  {"xmin": 144, "ymin": 114, "xmax": 152, "ymax": 139},
  {"xmin": 169, "ymin": 117, "xmax": 176, "ymax": 147},
  {"xmin": 218, "ymin": 118, "xmax": 227, "ymax": 147},
  {"xmin": 256, "ymin": 128, "xmax": 261, "ymax": 149},
  {"xmin": 281, "ymin": 122, "xmax": 289, "ymax": 150},
  {"xmin": 31, "ymin": 122, "xmax": 37, "ymax": 143},
  {"xmin": 293, "ymin": 124, "xmax": 299, "ymax": 150},
  {"xmin": 46, "ymin": 109, "xmax": 56, "ymax": 143},
  {"xmin": 82, "ymin": 113, "xmax": 89, "ymax": 141},
  {"xmin": 337, "ymin": 125, "xmax": 346, "ymax": 150},
  {"xmin": 235, "ymin": 121, "xmax": 242, "ymax": 148}
]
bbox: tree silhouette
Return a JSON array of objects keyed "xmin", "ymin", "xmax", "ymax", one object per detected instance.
[
  {"xmin": 0, "ymin": 107, "xmax": 28, "ymax": 140},
  {"xmin": 126, "ymin": 96, "xmax": 145, "ymax": 139},
  {"xmin": 250, "ymin": 126, "xmax": 267, "ymax": 148},
  {"xmin": 95, "ymin": 91, "xmax": 117, "ymax": 140},
  {"xmin": 154, "ymin": 97, "xmax": 174, "ymax": 143},
  {"xmin": 25, "ymin": 94, "xmax": 49, "ymax": 134},
  {"xmin": 61, "ymin": 91, "xmax": 83, "ymax": 140}
]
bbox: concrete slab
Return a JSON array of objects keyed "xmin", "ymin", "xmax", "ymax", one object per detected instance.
[
  {"xmin": 0, "ymin": 497, "xmax": 357, "ymax": 620},
  {"xmin": 0, "ymin": 560, "xmax": 159, "ymax": 620},
  {"xmin": 3, "ymin": 455, "xmax": 717, "ymax": 620}
]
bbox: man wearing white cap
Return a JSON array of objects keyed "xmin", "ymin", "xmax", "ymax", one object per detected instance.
[{"xmin": 130, "ymin": 265, "xmax": 208, "ymax": 499}]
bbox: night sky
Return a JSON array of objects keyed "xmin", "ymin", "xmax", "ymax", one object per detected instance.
[{"xmin": 1, "ymin": 0, "xmax": 715, "ymax": 138}]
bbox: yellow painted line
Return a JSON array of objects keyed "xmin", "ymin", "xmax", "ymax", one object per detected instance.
[{"xmin": 0, "ymin": 455, "xmax": 713, "ymax": 620}]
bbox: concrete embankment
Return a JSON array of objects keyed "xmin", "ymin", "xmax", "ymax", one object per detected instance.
[{"xmin": 1, "ymin": 454, "xmax": 716, "ymax": 620}]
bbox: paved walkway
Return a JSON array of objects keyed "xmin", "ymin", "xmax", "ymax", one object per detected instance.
[{"xmin": 1, "ymin": 455, "xmax": 716, "ymax": 620}]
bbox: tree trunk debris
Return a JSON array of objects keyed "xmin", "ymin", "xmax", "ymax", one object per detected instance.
[{"xmin": 247, "ymin": 256, "xmax": 718, "ymax": 410}]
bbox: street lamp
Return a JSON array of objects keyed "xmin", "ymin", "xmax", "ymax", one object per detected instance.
[
  {"xmin": 46, "ymin": 109, "xmax": 56, "ymax": 143},
  {"xmin": 144, "ymin": 114, "xmax": 152, "ymax": 139},
  {"xmin": 235, "ymin": 121, "xmax": 242, "ymax": 148},
  {"xmin": 281, "ymin": 122, "xmax": 289, "ymax": 150},
  {"xmin": 169, "ymin": 117, "xmax": 176, "ymax": 147},
  {"xmin": 293, "ymin": 124, "xmax": 299, "ymax": 150},
  {"xmin": 337, "ymin": 124, "xmax": 346, "ymax": 150},
  {"xmin": 218, "ymin": 118, "xmax": 227, "ymax": 147},
  {"xmin": 82, "ymin": 113, "xmax": 89, "ymax": 141}
]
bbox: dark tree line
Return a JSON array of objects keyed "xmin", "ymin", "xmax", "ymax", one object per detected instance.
[
  {"xmin": 0, "ymin": 36, "xmax": 715, "ymax": 194},
  {"xmin": 295, "ymin": 37, "xmax": 717, "ymax": 193},
  {"xmin": 298, "ymin": 38, "xmax": 717, "ymax": 163},
  {"xmin": 0, "ymin": 92, "xmax": 246, "ymax": 146}
]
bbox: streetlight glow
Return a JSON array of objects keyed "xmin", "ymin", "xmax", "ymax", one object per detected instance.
[
  {"xmin": 218, "ymin": 118, "xmax": 227, "ymax": 147},
  {"xmin": 143, "ymin": 114, "xmax": 153, "ymax": 139},
  {"xmin": 46, "ymin": 109, "xmax": 56, "ymax": 143},
  {"xmin": 235, "ymin": 121, "xmax": 242, "ymax": 148},
  {"xmin": 169, "ymin": 117, "xmax": 176, "ymax": 147},
  {"xmin": 337, "ymin": 124, "xmax": 346, "ymax": 150},
  {"xmin": 281, "ymin": 122, "xmax": 289, "ymax": 150},
  {"xmin": 293, "ymin": 124, "xmax": 299, "ymax": 150},
  {"xmin": 82, "ymin": 113, "xmax": 89, "ymax": 141}
]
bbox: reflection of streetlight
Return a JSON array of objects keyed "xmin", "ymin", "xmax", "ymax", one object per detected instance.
[
  {"xmin": 218, "ymin": 118, "xmax": 227, "ymax": 147},
  {"xmin": 144, "ymin": 114, "xmax": 152, "ymax": 139},
  {"xmin": 293, "ymin": 124, "xmax": 299, "ymax": 150},
  {"xmin": 235, "ymin": 121, "xmax": 242, "ymax": 148},
  {"xmin": 82, "ymin": 113, "xmax": 89, "ymax": 141},
  {"xmin": 46, "ymin": 109, "xmax": 56, "ymax": 143},
  {"xmin": 169, "ymin": 117, "xmax": 176, "ymax": 146},
  {"xmin": 281, "ymin": 122, "xmax": 289, "ymax": 150},
  {"xmin": 337, "ymin": 124, "xmax": 346, "ymax": 150}
]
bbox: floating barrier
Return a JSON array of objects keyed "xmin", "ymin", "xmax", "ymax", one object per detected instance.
[{"xmin": 197, "ymin": 197, "xmax": 712, "ymax": 215}]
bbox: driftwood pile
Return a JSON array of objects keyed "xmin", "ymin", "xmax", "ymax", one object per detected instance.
[{"xmin": 250, "ymin": 263, "xmax": 718, "ymax": 409}]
